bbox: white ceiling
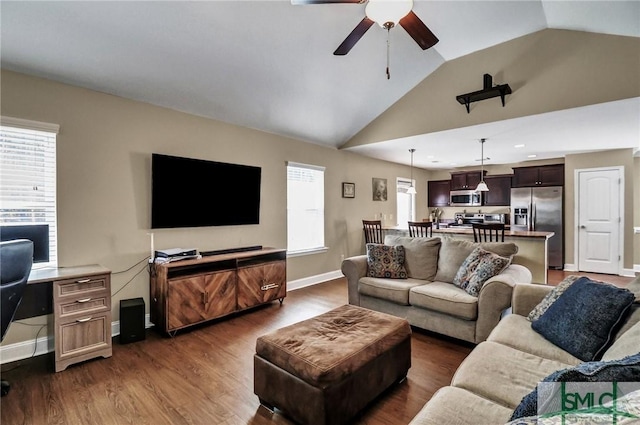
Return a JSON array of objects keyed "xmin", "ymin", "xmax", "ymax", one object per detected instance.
[{"xmin": 1, "ymin": 1, "xmax": 639, "ymax": 168}]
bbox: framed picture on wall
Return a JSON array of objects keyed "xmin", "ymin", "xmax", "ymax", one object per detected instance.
[
  {"xmin": 342, "ymin": 182, "xmax": 355, "ymax": 198},
  {"xmin": 372, "ymin": 178, "xmax": 387, "ymax": 201}
]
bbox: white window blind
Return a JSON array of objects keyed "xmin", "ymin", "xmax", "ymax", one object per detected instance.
[
  {"xmin": 396, "ymin": 177, "xmax": 415, "ymax": 226},
  {"xmin": 286, "ymin": 162, "xmax": 325, "ymax": 254},
  {"xmin": 0, "ymin": 117, "xmax": 58, "ymax": 267}
]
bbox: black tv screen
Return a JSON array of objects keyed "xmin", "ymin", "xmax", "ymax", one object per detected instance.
[
  {"xmin": 151, "ymin": 153, "xmax": 261, "ymax": 228},
  {"xmin": 0, "ymin": 224, "xmax": 50, "ymax": 263}
]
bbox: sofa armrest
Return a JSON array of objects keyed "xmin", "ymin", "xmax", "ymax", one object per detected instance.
[
  {"xmin": 474, "ymin": 264, "xmax": 532, "ymax": 343},
  {"xmin": 341, "ymin": 255, "xmax": 368, "ymax": 305},
  {"xmin": 512, "ymin": 282, "xmax": 554, "ymax": 317}
]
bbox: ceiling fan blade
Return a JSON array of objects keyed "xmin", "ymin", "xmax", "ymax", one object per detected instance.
[
  {"xmin": 291, "ymin": 0, "xmax": 363, "ymax": 4},
  {"xmin": 399, "ymin": 11, "xmax": 439, "ymax": 50},
  {"xmin": 334, "ymin": 17, "xmax": 374, "ymax": 56}
]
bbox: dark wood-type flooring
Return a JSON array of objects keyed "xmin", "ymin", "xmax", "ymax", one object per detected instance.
[{"xmin": 1, "ymin": 271, "xmax": 633, "ymax": 425}]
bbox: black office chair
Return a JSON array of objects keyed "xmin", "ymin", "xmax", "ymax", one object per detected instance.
[
  {"xmin": 1, "ymin": 239, "xmax": 33, "ymax": 396},
  {"xmin": 472, "ymin": 223, "xmax": 505, "ymax": 242},
  {"xmin": 408, "ymin": 221, "xmax": 433, "ymax": 237}
]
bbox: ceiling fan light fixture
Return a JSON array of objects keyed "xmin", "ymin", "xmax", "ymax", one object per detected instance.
[{"xmin": 365, "ymin": 0, "xmax": 413, "ymax": 28}]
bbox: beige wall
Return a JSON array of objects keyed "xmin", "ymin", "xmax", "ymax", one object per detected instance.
[
  {"xmin": 635, "ymin": 156, "xmax": 640, "ymax": 269},
  {"xmin": 0, "ymin": 70, "xmax": 429, "ymax": 345},
  {"xmin": 343, "ymin": 29, "xmax": 640, "ymax": 148}
]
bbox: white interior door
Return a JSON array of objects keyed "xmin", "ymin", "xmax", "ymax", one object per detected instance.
[{"xmin": 577, "ymin": 168, "xmax": 621, "ymax": 274}]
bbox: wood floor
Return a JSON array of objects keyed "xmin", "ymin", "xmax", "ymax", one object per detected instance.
[{"xmin": 1, "ymin": 270, "xmax": 633, "ymax": 425}]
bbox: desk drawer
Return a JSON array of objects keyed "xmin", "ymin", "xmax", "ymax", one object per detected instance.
[
  {"xmin": 57, "ymin": 313, "xmax": 111, "ymax": 359},
  {"xmin": 58, "ymin": 296, "xmax": 110, "ymax": 318},
  {"xmin": 55, "ymin": 274, "xmax": 110, "ymax": 298}
]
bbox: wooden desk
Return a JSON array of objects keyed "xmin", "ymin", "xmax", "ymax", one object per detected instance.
[{"xmin": 22, "ymin": 265, "xmax": 112, "ymax": 372}]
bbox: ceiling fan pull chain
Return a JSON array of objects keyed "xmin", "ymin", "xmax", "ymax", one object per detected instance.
[{"xmin": 386, "ymin": 26, "xmax": 391, "ymax": 80}]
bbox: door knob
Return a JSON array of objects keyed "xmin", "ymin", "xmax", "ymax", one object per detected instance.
[{"xmin": 580, "ymin": 225, "xmax": 586, "ymax": 229}]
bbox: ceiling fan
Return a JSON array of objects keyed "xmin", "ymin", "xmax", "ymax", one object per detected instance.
[{"xmin": 292, "ymin": 0, "xmax": 439, "ymax": 56}]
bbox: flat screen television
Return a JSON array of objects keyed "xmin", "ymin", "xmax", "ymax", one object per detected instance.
[
  {"xmin": 151, "ymin": 153, "xmax": 261, "ymax": 229},
  {"xmin": 0, "ymin": 224, "xmax": 50, "ymax": 263}
]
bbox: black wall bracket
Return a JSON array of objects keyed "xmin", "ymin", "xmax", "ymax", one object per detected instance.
[{"xmin": 456, "ymin": 74, "xmax": 512, "ymax": 113}]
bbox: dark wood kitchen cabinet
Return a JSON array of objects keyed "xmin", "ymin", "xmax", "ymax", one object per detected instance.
[
  {"xmin": 512, "ymin": 164, "xmax": 564, "ymax": 187},
  {"xmin": 428, "ymin": 179, "xmax": 451, "ymax": 207},
  {"xmin": 450, "ymin": 171, "xmax": 485, "ymax": 190},
  {"xmin": 483, "ymin": 175, "xmax": 512, "ymax": 206}
]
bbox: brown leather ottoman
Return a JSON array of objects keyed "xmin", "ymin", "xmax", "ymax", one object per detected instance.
[{"xmin": 254, "ymin": 304, "xmax": 411, "ymax": 425}]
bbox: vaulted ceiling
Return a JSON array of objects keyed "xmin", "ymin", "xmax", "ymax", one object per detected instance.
[{"xmin": 1, "ymin": 1, "xmax": 639, "ymax": 168}]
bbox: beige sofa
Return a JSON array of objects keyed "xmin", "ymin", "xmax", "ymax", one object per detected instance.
[
  {"xmin": 409, "ymin": 277, "xmax": 640, "ymax": 425},
  {"xmin": 341, "ymin": 235, "xmax": 533, "ymax": 344}
]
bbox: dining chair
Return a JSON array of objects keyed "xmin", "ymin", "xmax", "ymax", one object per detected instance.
[
  {"xmin": 408, "ymin": 221, "xmax": 433, "ymax": 237},
  {"xmin": 362, "ymin": 220, "xmax": 384, "ymax": 244},
  {"xmin": 472, "ymin": 223, "xmax": 505, "ymax": 242}
]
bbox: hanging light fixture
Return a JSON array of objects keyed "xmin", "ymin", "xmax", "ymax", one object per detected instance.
[
  {"xmin": 408, "ymin": 148, "xmax": 417, "ymax": 194},
  {"xmin": 475, "ymin": 138, "xmax": 489, "ymax": 192},
  {"xmin": 365, "ymin": 0, "xmax": 413, "ymax": 29}
]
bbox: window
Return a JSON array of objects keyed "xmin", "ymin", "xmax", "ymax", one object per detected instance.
[
  {"xmin": 286, "ymin": 162, "xmax": 326, "ymax": 255},
  {"xmin": 396, "ymin": 177, "xmax": 415, "ymax": 226},
  {"xmin": 0, "ymin": 117, "xmax": 58, "ymax": 268}
]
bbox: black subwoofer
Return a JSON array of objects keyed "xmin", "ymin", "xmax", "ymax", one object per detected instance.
[{"xmin": 119, "ymin": 297, "xmax": 145, "ymax": 344}]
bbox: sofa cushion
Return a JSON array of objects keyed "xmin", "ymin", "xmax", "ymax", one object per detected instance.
[
  {"xmin": 358, "ymin": 277, "xmax": 425, "ymax": 305},
  {"xmin": 510, "ymin": 352, "xmax": 640, "ymax": 420},
  {"xmin": 408, "ymin": 386, "xmax": 513, "ymax": 425},
  {"xmin": 384, "ymin": 235, "xmax": 441, "ymax": 280},
  {"xmin": 366, "ymin": 243, "xmax": 407, "ymax": 279},
  {"xmin": 487, "ymin": 314, "xmax": 582, "ymax": 365},
  {"xmin": 409, "ymin": 281, "xmax": 478, "ymax": 320},
  {"xmin": 603, "ymin": 319, "xmax": 640, "ymax": 361},
  {"xmin": 532, "ymin": 277, "xmax": 635, "ymax": 361},
  {"xmin": 527, "ymin": 274, "xmax": 582, "ymax": 321},
  {"xmin": 451, "ymin": 341, "xmax": 573, "ymax": 409},
  {"xmin": 435, "ymin": 238, "xmax": 518, "ymax": 283}
]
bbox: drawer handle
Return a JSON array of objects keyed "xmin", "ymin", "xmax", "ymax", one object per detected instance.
[
  {"xmin": 76, "ymin": 317, "xmax": 92, "ymax": 323},
  {"xmin": 76, "ymin": 298, "xmax": 92, "ymax": 303},
  {"xmin": 76, "ymin": 278, "xmax": 92, "ymax": 284},
  {"xmin": 261, "ymin": 283, "xmax": 279, "ymax": 291}
]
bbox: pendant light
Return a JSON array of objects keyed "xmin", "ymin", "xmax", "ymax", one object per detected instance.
[
  {"xmin": 475, "ymin": 138, "xmax": 489, "ymax": 192},
  {"xmin": 408, "ymin": 148, "xmax": 417, "ymax": 194}
]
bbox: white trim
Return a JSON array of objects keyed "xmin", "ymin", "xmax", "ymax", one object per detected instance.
[
  {"xmin": 0, "ymin": 334, "xmax": 52, "ymax": 365},
  {"xmin": 0, "ymin": 116, "xmax": 60, "ymax": 134},
  {"xmin": 563, "ymin": 263, "xmax": 578, "ymax": 272},
  {"xmin": 287, "ymin": 270, "xmax": 343, "ymax": 291},
  {"xmin": 574, "ymin": 166, "xmax": 624, "ymax": 276},
  {"xmin": 622, "ymin": 268, "xmax": 637, "ymax": 277},
  {"xmin": 634, "ymin": 264, "xmax": 640, "ymax": 274},
  {"xmin": 287, "ymin": 246, "xmax": 329, "ymax": 257},
  {"xmin": 286, "ymin": 161, "xmax": 326, "ymax": 172}
]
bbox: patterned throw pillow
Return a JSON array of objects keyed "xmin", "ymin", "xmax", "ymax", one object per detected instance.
[
  {"xmin": 453, "ymin": 247, "xmax": 511, "ymax": 297},
  {"xmin": 453, "ymin": 247, "xmax": 485, "ymax": 288},
  {"xmin": 464, "ymin": 250, "xmax": 511, "ymax": 297},
  {"xmin": 527, "ymin": 275, "xmax": 582, "ymax": 322},
  {"xmin": 366, "ymin": 243, "xmax": 408, "ymax": 279}
]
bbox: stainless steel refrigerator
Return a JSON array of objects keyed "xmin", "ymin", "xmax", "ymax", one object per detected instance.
[{"xmin": 510, "ymin": 186, "xmax": 563, "ymax": 269}]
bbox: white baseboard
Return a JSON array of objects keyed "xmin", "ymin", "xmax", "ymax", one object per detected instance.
[
  {"xmin": 564, "ymin": 264, "xmax": 636, "ymax": 277},
  {"xmin": 288, "ymin": 270, "xmax": 343, "ymax": 291}
]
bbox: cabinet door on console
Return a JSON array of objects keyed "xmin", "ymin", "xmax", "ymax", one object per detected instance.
[
  {"xmin": 167, "ymin": 271, "xmax": 236, "ymax": 331},
  {"xmin": 237, "ymin": 261, "xmax": 286, "ymax": 309}
]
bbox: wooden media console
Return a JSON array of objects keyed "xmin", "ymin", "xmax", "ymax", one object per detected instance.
[{"xmin": 150, "ymin": 247, "xmax": 286, "ymax": 335}]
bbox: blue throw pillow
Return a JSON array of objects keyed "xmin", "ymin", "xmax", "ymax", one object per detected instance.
[
  {"xmin": 510, "ymin": 352, "xmax": 640, "ymax": 420},
  {"xmin": 532, "ymin": 277, "xmax": 635, "ymax": 362}
]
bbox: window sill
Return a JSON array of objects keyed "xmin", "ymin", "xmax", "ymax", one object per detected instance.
[{"xmin": 287, "ymin": 247, "xmax": 329, "ymax": 258}]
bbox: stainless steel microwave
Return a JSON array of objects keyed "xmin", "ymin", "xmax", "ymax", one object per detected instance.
[{"xmin": 450, "ymin": 190, "xmax": 482, "ymax": 207}]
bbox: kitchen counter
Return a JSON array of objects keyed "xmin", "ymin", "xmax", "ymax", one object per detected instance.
[
  {"xmin": 383, "ymin": 226, "xmax": 554, "ymax": 284},
  {"xmin": 433, "ymin": 227, "xmax": 554, "ymax": 239}
]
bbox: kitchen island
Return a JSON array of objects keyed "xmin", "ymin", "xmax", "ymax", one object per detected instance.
[{"xmin": 384, "ymin": 226, "xmax": 554, "ymax": 284}]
